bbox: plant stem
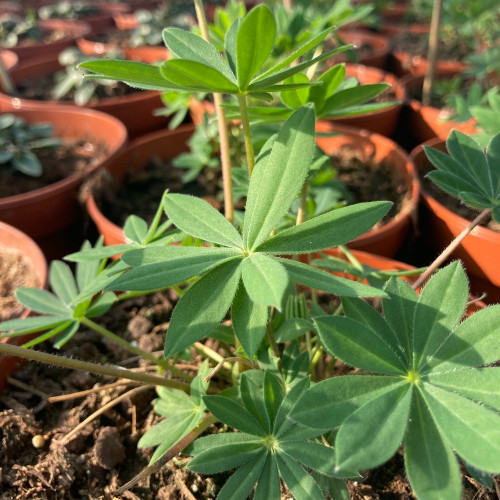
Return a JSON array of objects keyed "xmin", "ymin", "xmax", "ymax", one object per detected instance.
[
  {"xmin": 296, "ymin": 179, "xmax": 309, "ymax": 226},
  {"xmin": 0, "ymin": 58, "xmax": 17, "ymax": 96},
  {"xmin": 113, "ymin": 413, "xmax": 217, "ymax": 496},
  {"xmin": 237, "ymin": 93, "xmax": 255, "ymax": 177},
  {"xmin": 422, "ymin": 0, "xmax": 443, "ymax": 106},
  {"xmin": 193, "ymin": 0, "xmax": 235, "ymax": 223},
  {"xmin": 266, "ymin": 323, "xmax": 281, "ymax": 362},
  {"xmin": 0, "ymin": 342, "xmax": 190, "ymax": 391},
  {"xmin": 412, "ymin": 208, "xmax": 491, "ymax": 290},
  {"xmin": 193, "ymin": 342, "xmax": 232, "ymax": 372},
  {"xmin": 81, "ymin": 316, "xmax": 169, "ymax": 370}
]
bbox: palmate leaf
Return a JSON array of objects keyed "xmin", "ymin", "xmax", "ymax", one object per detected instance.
[
  {"xmin": 424, "ymin": 130, "xmax": 500, "ymax": 221},
  {"xmin": 290, "ymin": 262, "xmax": 500, "ymax": 499}
]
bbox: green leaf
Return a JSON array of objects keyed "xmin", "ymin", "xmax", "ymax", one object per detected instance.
[
  {"xmin": 446, "ymin": 130, "xmax": 493, "ymax": 198},
  {"xmin": 320, "ymin": 83, "xmax": 389, "ymax": 115},
  {"xmin": 241, "ymin": 254, "xmax": 288, "ymax": 308},
  {"xmin": 276, "ymin": 453, "xmax": 324, "ymax": 500},
  {"xmin": 315, "ymin": 316, "xmax": 407, "ymax": 375},
  {"xmin": 289, "ymin": 375, "xmax": 403, "ymax": 430},
  {"xmin": 309, "ymin": 64, "xmax": 346, "ymax": 107},
  {"xmin": 203, "ymin": 395, "xmax": 266, "ymax": 436},
  {"xmin": 382, "ymin": 277, "xmax": 419, "ymax": 363},
  {"xmin": 239, "ymin": 372, "xmax": 270, "ymax": 431},
  {"xmin": 22, "ymin": 319, "xmax": 77, "ymax": 348},
  {"xmin": 155, "ymin": 387, "xmax": 194, "ymax": 417},
  {"xmin": 160, "ymin": 59, "xmax": 239, "ymax": 93},
  {"xmin": 14, "ymin": 150, "xmax": 42, "ymax": 176},
  {"xmin": 280, "ymin": 74, "xmax": 310, "ymax": 109},
  {"xmin": 163, "ymin": 193, "xmax": 243, "ymax": 247},
  {"xmin": 263, "ymin": 371, "xmax": 284, "ymax": 426},
  {"xmin": 109, "ymin": 247, "xmax": 241, "ymax": 291},
  {"xmin": 49, "ymin": 261, "xmax": 77, "ymax": 306},
  {"xmin": 281, "ymin": 441, "xmax": 336, "ymax": 476},
  {"xmin": 236, "ymin": 4, "xmax": 275, "ymax": 89},
  {"xmin": 52, "ymin": 320, "xmax": 80, "ymax": 348},
  {"xmin": 405, "ymin": 391, "xmax": 462, "ymax": 500},
  {"xmin": 15, "ymin": 288, "xmax": 70, "ymax": 316},
  {"xmin": 232, "ymin": 285, "xmax": 268, "ymax": 359},
  {"xmin": 74, "ymin": 240, "xmax": 104, "ymax": 291},
  {"xmin": 274, "ymin": 317, "xmax": 314, "ymax": 343},
  {"xmin": 425, "ymin": 304, "xmax": 500, "ymax": 371},
  {"xmin": 413, "ymin": 262, "xmax": 468, "ymax": 369},
  {"xmin": 422, "ymin": 383, "xmax": 500, "ymax": 472},
  {"xmin": 163, "ymin": 27, "xmax": 236, "ymax": 83},
  {"xmin": 138, "ymin": 411, "xmax": 198, "ymax": 448},
  {"xmin": 0, "ymin": 315, "xmax": 70, "ymax": 338},
  {"xmin": 123, "ymin": 215, "xmax": 148, "ymax": 243},
  {"xmin": 254, "ymin": 454, "xmax": 281, "ymax": 500},
  {"xmin": 164, "ymin": 259, "xmax": 242, "ymax": 357},
  {"xmin": 217, "ymin": 451, "xmax": 267, "ymax": 500},
  {"xmin": 224, "ymin": 19, "xmax": 241, "ymax": 77},
  {"xmin": 188, "ymin": 433, "xmax": 264, "ymax": 474},
  {"xmin": 85, "ymin": 292, "xmax": 117, "ymax": 318},
  {"xmin": 277, "ymin": 258, "xmax": 387, "ymax": 298},
  {"xmin": 336, "ymin": 384, "xmax": 413, "ymax": 471},
  {"xmin": 255, "ymin": 201, "xmax": 392, "ymax": 254},
  {"xmin": 66, "ymin": 244, "xmax": 134, "ymax": 263},
  {"xmin": 243, "ymin": 104, "xmax": 316, "ymax": 250},
  {"xmin": 79, "ymin": 60, "xmax": 178, "ymax": 91},
  {"xmin": 273, "ymin": 376, "xmax": 310, "ymax": 437},
  {"xmin": 425, "ymin": 368, "xmax": 500, "ymax": 412}
]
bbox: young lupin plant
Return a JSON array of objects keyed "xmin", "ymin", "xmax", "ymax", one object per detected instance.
[{"xmin": 0, "ymin": 3, "xmax": 499, "ymax": 500}]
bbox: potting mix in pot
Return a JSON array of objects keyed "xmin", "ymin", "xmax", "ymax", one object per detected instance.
[{"xmin": 0, "ymin": 1, "xmax": 499, "ymax": 499}]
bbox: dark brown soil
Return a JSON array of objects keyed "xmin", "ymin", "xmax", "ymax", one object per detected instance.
[
  {"xmin": 419, "ymin": 159, "xmax": 499, "ymax": 232},
  {"xmin": 0, "ymin": 248, "xmax": 39, "ymax": 321},
  {"xmin": 331, "ymin": 152, "xmax": 410, "ymax": 227},
  {"xmin": 0, "ymin": 140, "xmax": 105, "ymax": 198},
  {"xmin": 92, "ymin": 156, "xmax": 221, "ymax": 228}
]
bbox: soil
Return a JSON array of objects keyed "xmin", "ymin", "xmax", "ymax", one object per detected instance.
[
  {"xmin": 419, "ymin": 158, "xmax": 500, "ymax": 232},
  {"xmin": 85, "ymin": 29, "xmax": 136, "ymax": 49},
  {"xmin": 16, "ymin": 73, "xmax": 141, "ymax": 106},
  {"xmin": 1, "ymin": 290, "xmax": 497, "ymax": 498},
  {"xmin": 331, "ymin": 152, "xmax": 410, "ymax": 228},
  {"xmin": 0, "ymin": 140, "xmax": 106, "ymax": 198},
  {"xmin": 92, "ymin": 156, "xmax": 221, "ymax": 228},
  {"xmin": 0, "ymin": 248, "xmax": 38, "ymax": 321}
]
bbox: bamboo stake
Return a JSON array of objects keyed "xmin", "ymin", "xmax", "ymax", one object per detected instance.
[{"xmin": 422, "ymin": 0, "xmax": 443, "ymax": 106}]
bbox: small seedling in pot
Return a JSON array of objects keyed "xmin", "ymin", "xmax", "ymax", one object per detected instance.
[{"xmin": 0, "ymin": 113, "xmax": 61, "ymax": 177}]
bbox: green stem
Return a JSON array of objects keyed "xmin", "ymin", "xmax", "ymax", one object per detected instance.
[
  {"xmin": 193, "ymin": 342, "xmax": 233, "ymax": 373},
  {"xmin": 81, "ymin": 317, "xmax": 169, "ymax": 370},
  {"xmin": 0, "ymin": 342, "xmax": 190, "ymax": 391},
  {"xmin": 309, "ymin": 344, "xmax": 323, "ymax": 379},
  {"xmin": 266, "ymin": 323, "xmax": 281, "ymax": 366},
  {"xmin": 237, "ymin": 93, "xmax": 255, "ymax": 177}
]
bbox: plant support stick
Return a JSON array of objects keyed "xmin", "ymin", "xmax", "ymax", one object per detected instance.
[
  {"xmin": 422, "ymin": 0, "xmax": 443, "ymax": 106},
  {"xmin": 194, "ymin": 0, "xmax": 235, "ymax": 223}
]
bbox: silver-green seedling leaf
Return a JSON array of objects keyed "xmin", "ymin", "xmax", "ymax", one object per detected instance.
[
  {"xmin": 235, "ymin": 4, "xmax": 275, "ymax": 89},
  {"xmin": 254, "ymin": 201, "xmax": 392, "ymax": 254},
  {"xmin": 164, "ymin": 259, "xmax": 242, "ymax": 357},
  {"xmin": 163, "ymin": 193, "xmax": 243, "ymax": 247},
  {"xmin": 49, "ymin": 261, "xmax": 78, "ymax": 305},
  {"xmin": 275, "ymin": 453, "xmax": 324, "ymax": 500},
  {"xmin": 15, "ymin": 288, "xmax": 70, "ymax": 316},
  {"xmin": 243, "ymin": 104, "xmax": 316, "ymax": 249}
]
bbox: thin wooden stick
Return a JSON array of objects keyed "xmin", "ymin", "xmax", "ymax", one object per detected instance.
[
  {"xmin": 412, "ymin": 208, "xmax": 491, "ymax": 290},
  {"xmin": 422, "ymin": 0, "xmax": 443, "ymax": 106},
  {"xmin": 113, "ymin": 414, "xmax": 217, "ymax": 496},
  {"xmin": 48, "ymin": 380, "xmax": 140, "ymax": 403},
  {"xmin": 60, "ymin": 385, "xmax": 153, "ymax": 444}
]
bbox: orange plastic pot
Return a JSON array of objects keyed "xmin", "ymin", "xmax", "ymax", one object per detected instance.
[
  {"xmin": 0, "ymin": 54, "xmax": 167, "ymax": 138},
  {"xmin": 86, "ymin": 124, "xmax": 195, "ymax": 246},
  {"xmin": 0, "ymin": 221, "xmax": 47, "ymax": 394},
  {"xmin": 0, "ymin": 107, "xmax": 127, "ymax": 239},
  {"xmin": 0, "ymin": 19, "xmax": 91, "ymax": 63},
  {"xmin": 400, "ymin": 72, "xmax": 478, "ymax": 143},
  {"xmin": 330, "ymin": 64, "xmax": 406, "ymax": 138},
  {"xmin": 411, "ymin": 139, "xmax": 500, "ymax": 288},
  {"xmin": 315, "ymin": 121, "xmax": 419, "ymax": 258}
]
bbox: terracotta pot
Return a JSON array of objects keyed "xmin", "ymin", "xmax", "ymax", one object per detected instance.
[
  {"xmin": 112, "ymin": 11, "xmax": 140, "ymax": 30},
  {"xmin": 86, "ymin": 124, "xmax": 195, "ymax": 246},
  {"xmin": 315, "ymin": 121, "xmax": 419, "ymax": 258},
  {"xmin": 0, "ymin": 221, "xmax": 47, "ymax": 394},
  {"xmin": 411, "ymin": 139, "xmax": 500, "ymax": 289},
  {"xmin": 0, "ymin": 49, "xmax": 18, "ymax": 71},
  {"xmin": 0, "ymin": 1, "xmax": 22, "ymax": 14},
  {"xmin": 0, "ymin": 54, "xmax": 167, "ymax": 138},
  {"xmin": 0, "ymin": 19, "xmax": 91, "ymax": 63},
  {"xmin": 330, "ymin": 64, "xmax": 406, "ymax": 138},
  {"xmin": 0, "ymin": 107, "xmax": 127, "ymax": 239},
  {"xmin": 400, "ymin": 72, "xmax": 478, "ymax": 143},
  {"xmin": 329, "ymin": 30, "xmax": 390, "ymax": 69}
]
